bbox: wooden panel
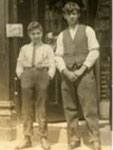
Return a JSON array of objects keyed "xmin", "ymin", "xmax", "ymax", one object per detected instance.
[
  {"xmin": 31, "ymin": 0, "xmax": 45, "ymax": 31},
  {"xmin": 45, "ymin": 0, "xmax": 64, "ymax": 34},
  {"xmin": 95, "ymin": 0, "xmax": 111, "ymax": 103},
  {"xmin": 0, "ymin": 0, "xmax": 10, "ymax": 100},
  {"xmin": 38, "ymin": 0, "xmax": 45, "ymax": 28}
]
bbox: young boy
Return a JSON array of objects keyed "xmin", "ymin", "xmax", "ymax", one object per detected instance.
[
  {"xmin": 55, "ymin": 2, "xmax": 101, "ymax": 150},
  {"xmin": 16, "ymin": 21, "xmax": 55, "ymax": 150}
]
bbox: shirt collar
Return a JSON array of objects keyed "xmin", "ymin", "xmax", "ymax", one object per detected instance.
[
  {"xmin": 69, "ymin": 24, "xmax": 79, "ymax": 32},
  {"xmin": 30, "ymin": 42, "xmax": 43, "ymax": 48}
]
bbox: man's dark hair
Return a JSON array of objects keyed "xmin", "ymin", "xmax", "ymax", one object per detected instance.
[
  {"xmin": 27, "ymin": 21, "xmax": 43, "ymax": 33},
  {"xmin": 62, "ymin": 2, "xmax": 80, "ymax": 14}
]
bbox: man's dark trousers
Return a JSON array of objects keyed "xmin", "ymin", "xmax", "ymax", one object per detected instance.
[
  {"xmin": 61, "ymin": 69, "xmax": 100, "ymax": 144},
  {"xmin": 20, "ymin": 67, "xmax": 50, "ymax": 139}
]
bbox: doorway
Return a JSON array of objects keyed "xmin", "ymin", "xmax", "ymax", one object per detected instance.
[{"xmin": 11, "ymin": 0, "xmax": 100, "ymax": 122}]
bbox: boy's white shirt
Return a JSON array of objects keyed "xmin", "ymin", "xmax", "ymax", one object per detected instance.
[
  {"xmin": 55, "ymin": 25, "xmax": 100, "ymax": 72},
  {"xmin": 16, "ymin": 43, "xmax": 56, "ymax": 78}
]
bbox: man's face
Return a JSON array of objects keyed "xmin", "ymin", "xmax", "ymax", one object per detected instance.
[
  {"xmin": 64, "ymin": 10, "xmax": 80, "ymax": 26},
  {"xmin": 28, "ymin": 28, "xmax": 43, "ymax": 44}
]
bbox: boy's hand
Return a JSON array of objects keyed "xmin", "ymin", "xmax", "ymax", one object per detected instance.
[
  {"xmin": 18, "ymin": 72, "xmax": 23, "ymax": 79},
  {"xmin": 48, "ymin": 75, "xmax": 52, "ymax": 80},
  {"xmin": 62, "ymin": 69, "xmax": 78, "ymax": 82},
  {"xmin": 74, "ymin": 65, "xmax": 87, "ymax": 78}
]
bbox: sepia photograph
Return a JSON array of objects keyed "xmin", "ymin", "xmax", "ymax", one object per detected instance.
[{"xmin": 0, "ymin": 0, "xmax": 112, "ymax": 150}]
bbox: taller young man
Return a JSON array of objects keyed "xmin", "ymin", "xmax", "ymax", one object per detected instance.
[{"xmin": 55, "ymin": 2, "xmax": 101, "ymax": 150}]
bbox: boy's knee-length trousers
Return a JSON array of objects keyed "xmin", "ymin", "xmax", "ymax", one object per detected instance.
[
  {"xmin": 20, "ymin": 68, "xmax": 50, "ymax": 138},
  {"xmin": 61, "ymin": 70, "xmax": 100, "ymax": 143}
]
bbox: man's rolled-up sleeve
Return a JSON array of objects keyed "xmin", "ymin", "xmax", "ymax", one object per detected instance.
[
  {"xmin": 83, "ymin": 26, "xmax": 100, "ymax": 69},
  {"xmin": 55, "ymin": 33, "xmax": 66, "ymax": 72}
]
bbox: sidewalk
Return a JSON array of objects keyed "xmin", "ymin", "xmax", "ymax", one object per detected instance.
[{"xmin": 0, "ymin": 120, "xmax": 112, "ymax": 150}]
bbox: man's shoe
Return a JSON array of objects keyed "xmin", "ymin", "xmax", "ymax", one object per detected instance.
[
  {"xmin": 15, "ymin": 136, "xmax": 32, "ymax": 149},
  {"xmin": 92, "ymin": 141, "xmax": 101, "ymax": 150},
  {"xmin": 40, "ymin": 138, "xmax": 51, "ymax": 150},
  {"xmin": 68, "ymin": 140, "xmax": 80, "ymax": 149}
]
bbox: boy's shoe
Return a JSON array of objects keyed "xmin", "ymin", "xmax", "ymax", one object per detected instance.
[
  {"xmin": 40, "ymin": 137, "xmax": 51, "ymax": 150},
  {"xmin": 15, "ymin": 135, "xmax": 32, "ymax": 149},
  {"xmin": 92, "ymin": 141, "xmax": 101, "ymax": 150},
  {"xmin": 68, "ymin": 140, "xmax": 81, "ymax": 149}
]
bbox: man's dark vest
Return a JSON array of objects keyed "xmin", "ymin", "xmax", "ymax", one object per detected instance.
[{"xmin": 63, "ymin": 24, "xmax": 88, "ymax": 69}]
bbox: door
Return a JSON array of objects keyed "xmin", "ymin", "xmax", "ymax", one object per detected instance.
[{"xmin": 12, "ymin": 0, "xmax": 101, "ymax": 123}]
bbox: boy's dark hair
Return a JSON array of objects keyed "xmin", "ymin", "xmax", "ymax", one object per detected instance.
[
  {"xmin": 27, "ymin": 21, "xmax": 43, "ymax": 33},
  {"xmin": 62, "ymin": 2, "xmax": 80, "ymax": 14}
]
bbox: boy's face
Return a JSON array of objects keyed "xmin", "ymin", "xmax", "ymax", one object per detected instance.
[
  {"xmin": 64, "ymin": 10, "xmax": 80, "ymax": 26},
  {"xmin": 28, "ymin": 28, "xmax": 43, "ymax": 44}
]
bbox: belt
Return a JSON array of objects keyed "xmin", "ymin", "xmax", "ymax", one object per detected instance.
[{"xmin": 24, "ymin": 66, "xmax": 48, "ymax": 71}]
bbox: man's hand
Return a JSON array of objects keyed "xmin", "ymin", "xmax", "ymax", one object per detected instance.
[
  {"xmin": 62, "ymin": 69, "xmax": 78, "ymax": 82},
  {"xmin": 74, "ymin": 65, "xmax": 87, "ymax": 78}
]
